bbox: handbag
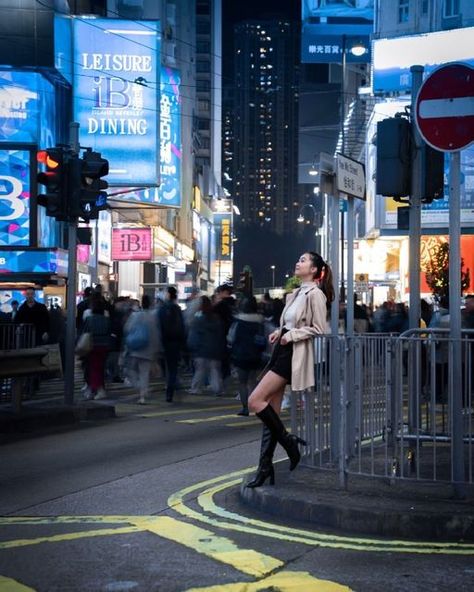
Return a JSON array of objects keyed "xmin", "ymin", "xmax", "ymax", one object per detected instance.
[{"xmin": 75, "ymin": 332, "xmax": 93, "ymax": 357}]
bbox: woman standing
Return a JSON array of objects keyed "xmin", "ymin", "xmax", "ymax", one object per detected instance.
[{"xmin": 246, "ymin": 252, "xmax": 334, "ymax": 487}]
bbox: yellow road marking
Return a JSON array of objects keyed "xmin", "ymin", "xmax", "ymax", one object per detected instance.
[
  {"xmin": 226, "ymin": 420, "xmax": 261, "ymax": 427},
  {"xmin": 0, "ymin": 575, "xmax": 36, "ymax": 591},
  {"xmin": 129, "ymin": 516, "xmax": 282, "ymax": 577},
  {"xmin": 185, "ymin": 570, "xmax": 351, "ymax": 592},
  {"xmin": 168, "ymin": 468, "xmax": 474, "ymax": 555},
  {"xmin": 0, "ymin": 526, "xmax": 140, "ymax": 549},
  {"xmin": 178, "ymin": 414, "xmax": 247, "ymax": 424},
  {"xmin": 138, "ymin": 404, "xmax": 241, "ymax": 418}
]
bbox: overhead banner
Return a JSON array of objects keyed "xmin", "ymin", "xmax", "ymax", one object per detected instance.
[
  {"xmin": 0, "ymin": 149, "xmax": 30, "ymax": 247},
  {"xmin": 112, "ymin": 228, "xmax": 152, "ymax": 261},
  {"xmin": 158, "ymin": 66, "xmax": 182, "ymax": 208},
  {"xmin": 0, "ymin": 249, "xmax": 68, "ymax": 275},
  {"xmin": 73, "ymin": 18, "xmax": 160, "ymax": 186}
]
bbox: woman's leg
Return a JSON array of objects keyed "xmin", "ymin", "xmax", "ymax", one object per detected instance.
[
  {"xmin": 191, "ymin": 358, "xmax": 206, "ymax": 392},
  {"xmin": 248, "ymin": 370, "xmax": 287, "ymax": 414}
]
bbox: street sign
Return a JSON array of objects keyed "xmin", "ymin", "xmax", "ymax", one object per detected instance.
[
  {"xmin": 336, "ymin": 153, "xmax": 366, "ymax": 200},
  {"xmin": 415, "ymin": 63, "xmax": 474, "ymax": 152}
]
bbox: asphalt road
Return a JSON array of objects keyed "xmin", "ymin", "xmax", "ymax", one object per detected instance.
[{"xmin": 1, "ymin": 386, "xmax": 473, "ymax": 592}]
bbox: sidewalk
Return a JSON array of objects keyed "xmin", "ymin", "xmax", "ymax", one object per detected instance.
[{"xmin": 240, "ymin": 461, "xmax": 474, "ymax": 541}]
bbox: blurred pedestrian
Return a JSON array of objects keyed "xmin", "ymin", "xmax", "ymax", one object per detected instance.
[
  {"xmin": 246, "ymin": 251, "xmax": 334, "ymax": 488},
  {"xmin": 15, "ymin": 287, "xmax": 50, "ymax": 346},
  {"xmin": 76, "ymin": 287, "xmax": 92, "ymax": 331},
  {"xmin": 124, "ymin": 295, "xmax": 161, "ymax": 404},
  {"xmin": 213, "ymin": 284, "xmax": 235, "ymax": 389},
  {"xmin": 228, "ymin": 297, "xmax": 265, "ymax": 416},
  {"xmin": 187, "ymin": 296, "xmax": 225, "ymax": 396},
  {"xmin": 81, "ymin": 292, "xmax": 112, "ymax": 400},
  {"xmin": 158, "ymin": 286, "xmax": 185, "ymax": 402}
]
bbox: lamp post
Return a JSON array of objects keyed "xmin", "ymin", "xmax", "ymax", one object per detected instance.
[{"xmin": 270, "ymin": 265, "xmax": 276, "ymax": 288}]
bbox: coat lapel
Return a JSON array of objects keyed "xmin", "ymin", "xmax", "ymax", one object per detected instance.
[{"xmin": 294, "ymin": 284, "xmax": 316, "ymax": 325}]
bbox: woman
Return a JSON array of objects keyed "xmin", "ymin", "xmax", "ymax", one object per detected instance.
[
  {"xmin": 187, "ymin": 295, "xmax": 225, "ymax": 396},
  {"xmin": 228, "ymin": 296, "xmax": 265, "ymax": 416},
  {"xmin": 124, "ymin": 295, "xmax": 162, "ymax": 404},
  {"xmin": 82, "ymin": 292, "xmax": 112, "ymax": 400},
  {"xmin": 246, "ymin": 251, "xmax": 334, "ymax": 487}
]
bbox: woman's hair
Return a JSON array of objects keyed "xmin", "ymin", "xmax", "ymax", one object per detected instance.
[
  {"xmin": 199, "ymin": 295, "xmax": 213, "ymax": 316},
  {"xmin": 307, "ymin": 251, "xmax": 335, "ymax": 304},
  {"xmin": 90, "ymin": 292, "xmax": 105, "ymax": 315},
  {"xmin": 141, "ymin": 294, "xmax": 151, "ymax": 310}
]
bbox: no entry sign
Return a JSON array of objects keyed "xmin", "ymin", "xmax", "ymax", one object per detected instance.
[{"xmin": 415, "ymin": 63, "xmax": 474, "ymax": 152}]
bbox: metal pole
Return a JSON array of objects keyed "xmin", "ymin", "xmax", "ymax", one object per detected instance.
[
  {"xmin": 346, "ymin": 197, "xmax": 354, "ymax": 336},
  {"xmin": 408, "ymin": 66, "xmax": 424, "ymax": 433},
  {"xmin": 449, "ymin": 150, "xmax": 465, "ymax": 497},
  {"xmin": 64, "ymin": 123, "xmax": 80, "ymax": 406},
  {"xmin": 408, "ymin": 65, "xmax": 423, "ymax": 330},
  {"xmin": 340, "ymin": 35, "xmax": 346, "ymax": 305}
]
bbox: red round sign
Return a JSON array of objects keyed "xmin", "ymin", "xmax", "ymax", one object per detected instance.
[{"xmin": 415, "ymin": 63, "xmax": 474, "ymax": 152}]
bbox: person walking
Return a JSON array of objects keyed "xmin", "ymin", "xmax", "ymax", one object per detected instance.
[
  {"xmin": 81, "ymin": 292, "xmax": 112, "ymax": 400},
  {"xmin": 187, "ymin": 296, "xmax": 225, "ymax": 396},
  {"xmin": 124, "ymin": 295, "xmax": 161, "ymax": 404},
  {"xmin": 246, "ymin": 251, "xmax": 334, "ymax": 488},
  {"xmin": 228, "ymin": 296, "xmax": 265, "ymax": 416},
  {"xmin": 158, "ymin": 286, "xmax": 185, "ymax": 402}
]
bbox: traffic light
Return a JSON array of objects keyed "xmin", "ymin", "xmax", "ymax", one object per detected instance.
[
  {"xmin": 70, "ymin": 150, "xmax": 109, "ymax": 222},
  {"xmin": 237, "ymin": 269, "xmax": 253, "ymax": 295},
  {"xmin": 36, "ymin": 148, "xmax": 67, "ymax": 220},
  {"xmin": 421, "ymin": 145, "xmax": 444, "ymax": 203},
  {"xmin": 376, "ymin": 117, "xmax": 411, "ymax": 199}
]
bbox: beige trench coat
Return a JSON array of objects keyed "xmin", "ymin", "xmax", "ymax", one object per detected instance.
[{"xmin": 274, "ymin": 284, "xmax": 328, "ymax": 392}]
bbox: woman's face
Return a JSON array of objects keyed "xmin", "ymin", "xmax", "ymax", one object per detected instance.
[{"xmin": 294, "ymin": 253, "xmax": 317, "ymax": 279}]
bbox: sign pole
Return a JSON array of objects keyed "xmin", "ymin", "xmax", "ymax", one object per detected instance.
[
  {"xmin": 449, "ymin": 150, "xmax": 465, "ymax": 497},
  {"xmin": 64, "ymin": 123, "xmax": 80, "ymax": 406}
]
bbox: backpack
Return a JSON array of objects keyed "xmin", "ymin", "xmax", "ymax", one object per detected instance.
[
  {"xmin": 126, "ymin": 321, "xmax": 150, "ymax": 351},
  {"xmin": 160, "ymin": 303, "xmax": 185, "ymax": 342}
]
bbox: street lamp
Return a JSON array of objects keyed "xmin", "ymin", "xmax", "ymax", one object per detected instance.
[{"xmin": 270, "ymin": 265, "xmax": 276, "ymax": 288}]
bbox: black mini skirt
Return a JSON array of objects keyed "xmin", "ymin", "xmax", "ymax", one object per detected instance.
[{"xmin": 267, "ymin": 328, "xmax": 292, "ymax": 383}]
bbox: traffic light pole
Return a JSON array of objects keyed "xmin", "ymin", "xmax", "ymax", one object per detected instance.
[{"xmin": 64, "ymin": 123, "xmax": 80, "ymax": 406}]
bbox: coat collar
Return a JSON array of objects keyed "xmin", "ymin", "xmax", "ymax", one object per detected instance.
[{"xmin": 281, "ymin": 283, "xmax": 318, "ymax": 327}]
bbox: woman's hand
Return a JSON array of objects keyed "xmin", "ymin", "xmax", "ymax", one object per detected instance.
[
  {"xmin": 269, "ymin": 330, "xmax": 280, "ymax": 344},
  {"xmin": 280, "ymin": 334, "xmax": 289, "ymax": 345}
]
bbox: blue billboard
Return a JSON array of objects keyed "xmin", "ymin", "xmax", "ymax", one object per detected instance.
[
  {"xmin": 73, "ymin": 18, "xmax": 160, "ymax": 186},
  {"xmin": 0, "ymin": 149, "xmax": 30, "ymax": 247},
  {"xmin": 158, "ymin": 67, "xmax": 182, "ymax": 208},
  {"xmin": 301, "ymin": 1, "xmax": 373, "ymax": 64},
  {"xmin": 0, "ymin": 71, "xmax": 56, "ymax": 146},
  {"xmin": 0, "ymin": 248, "xmax": 68, "ymax": 276}
]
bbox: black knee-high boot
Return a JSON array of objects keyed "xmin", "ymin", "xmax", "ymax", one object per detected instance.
[
  {"xmin": 256, "ymin": 404, "xmax": 306, "ymax": 471},
  {"xmin": 246, "ymin": 426, "xmax": 277, "ymax": 488}
]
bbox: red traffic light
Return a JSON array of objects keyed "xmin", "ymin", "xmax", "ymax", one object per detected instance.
[{"xmin": 37, "ymin": 149, "xmax": 61, "ymax": 169}]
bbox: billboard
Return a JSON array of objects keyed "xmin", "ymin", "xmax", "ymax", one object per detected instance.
[
  {"xmin": 0, "ymin": 149, "xmax": 30, "ymax": 247},
  {"xmin": 158, "ymin": 66, "xmax": 182, "ymax": 208},
  {"xmin": 301, "ymin": 1, "xmax": 373, "ymax": 64},
  {"xmin": 373, "ymin": 27, "xmax": 474, "ymax": 93},
  {"xmin": 214, "ymin": 213, "xmax": 232, "ymax": 262},
  {"xmin": 112, "ymin": 228, "xmax": 152, "ymax": 261},
  {"xmin": 0, "ymin": 249, "xmax": 68, "ymax": 275},
  {"xmin": 73, "ymin": 18, "xmax": 160, "ymax": 186}
]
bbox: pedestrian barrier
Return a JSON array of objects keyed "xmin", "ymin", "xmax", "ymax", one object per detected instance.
[{"xmin": 291, "ymin": 330, "xmax": 474, "ymax": 492}]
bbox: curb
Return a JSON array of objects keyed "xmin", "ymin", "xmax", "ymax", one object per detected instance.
[{"xmin": 239, "ymin": 468, "xmax": 474, "ymax": 541}]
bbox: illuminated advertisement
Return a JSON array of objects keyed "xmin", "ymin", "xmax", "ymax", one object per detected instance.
[
  {"xmin": 373, "ymin": 28, "xmax": 474, "ymax": 93},
  {"xmin": 111, "ymin": 228, "xmax": 152, "ymax": 261},
  {"xmin": 158, "ymin": 66, "xmax": 182, "ymax": 207},
  {"xmin": 214, "ymin": 213, "xmax": 232, "ymax": 262},
  {"xmin": 0, "ymin": 249, "xmax": 68, "ymax": 275},
  {"xmin": 0, "ymin": 290, "xmax": 45, "ymax": 314},
  {"xmin": 301, "ymin": 1, "xmax": 373, "ymax": 64},
  {"xmin": 97, "ymin": 210, "xmax": 112, "ymax": 264},
  {"xmin": 0, "ymin": 71, "xmax": 56, "ymax": 146},
  {"xmin": 0, "ymin": 149, "xmax": 30, "ymax": 246},
  {"xmin": 73, "ymin": 18, "xmax": 160, "ymax": 186}
]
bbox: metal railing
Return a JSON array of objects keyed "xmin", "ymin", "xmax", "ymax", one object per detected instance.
[
  {"xmin": 291, "ymin": 330, "xmax": 474, "ymax": 491},
  {"xmin": 0, "ymin": 323, "xmax": 36, "ymax": 403}
]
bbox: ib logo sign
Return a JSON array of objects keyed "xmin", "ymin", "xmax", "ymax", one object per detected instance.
[{"xmin": 111, "ymin": 228, "xmax": 152, "ymax": 261}]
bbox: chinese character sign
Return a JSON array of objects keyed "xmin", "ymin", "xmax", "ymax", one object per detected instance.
[
  {"xmin": 0, "ymin": 149, "xmax": 30, "ymax": 246},
  {"xmin": 111, "ymin": 228, "xmax": 152, "ymax": 261},
  {"xmin": 158, "ymin": 67, "xmax": 182, "ymax": 208},
  {"xmin": 214, "ymin": 213, "xmax": 232, "ymax": 262},
  {"xmin": 73, "ymin": 18, "xmax": 160, "ymax": 186}
]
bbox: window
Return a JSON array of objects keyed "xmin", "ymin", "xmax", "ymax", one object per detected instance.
[
  {"xmin": 444, "ymin": 0, "xmax": 460, "ymax": 17},
  {"xmin": 196, "ymin": 60, "xmax": 210, "ymax": 73},
  {"xmin": 198, "ymin": 100, "xmax": 210, "ymax": 111},
  {"xmin": 196, "ymin": 80, "xmax": 210, "ymax": 92},
  {"xmin": 197, "ymin": 21, "xmax": 210, "ymax": 34},
  {"xmin": 398, "ymin": 0, "xmax": 409, "ymax": 23},
  {"xmin": 197, "ymin": 41, "xmax": 210, "ymax": 53},
  {"xmin": 198, "ymin": 119, "xmax": 210, "ymax": 131}
]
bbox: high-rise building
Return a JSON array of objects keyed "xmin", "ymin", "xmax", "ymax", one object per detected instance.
[{"xmin": 228, "ymin": 20, "xmax": 304, "ymax": 236}]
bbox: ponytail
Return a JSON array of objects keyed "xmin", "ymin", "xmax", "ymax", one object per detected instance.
[{"xmin": 308, "ymin": 251, "xmax": 335, "ymax": 304}]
